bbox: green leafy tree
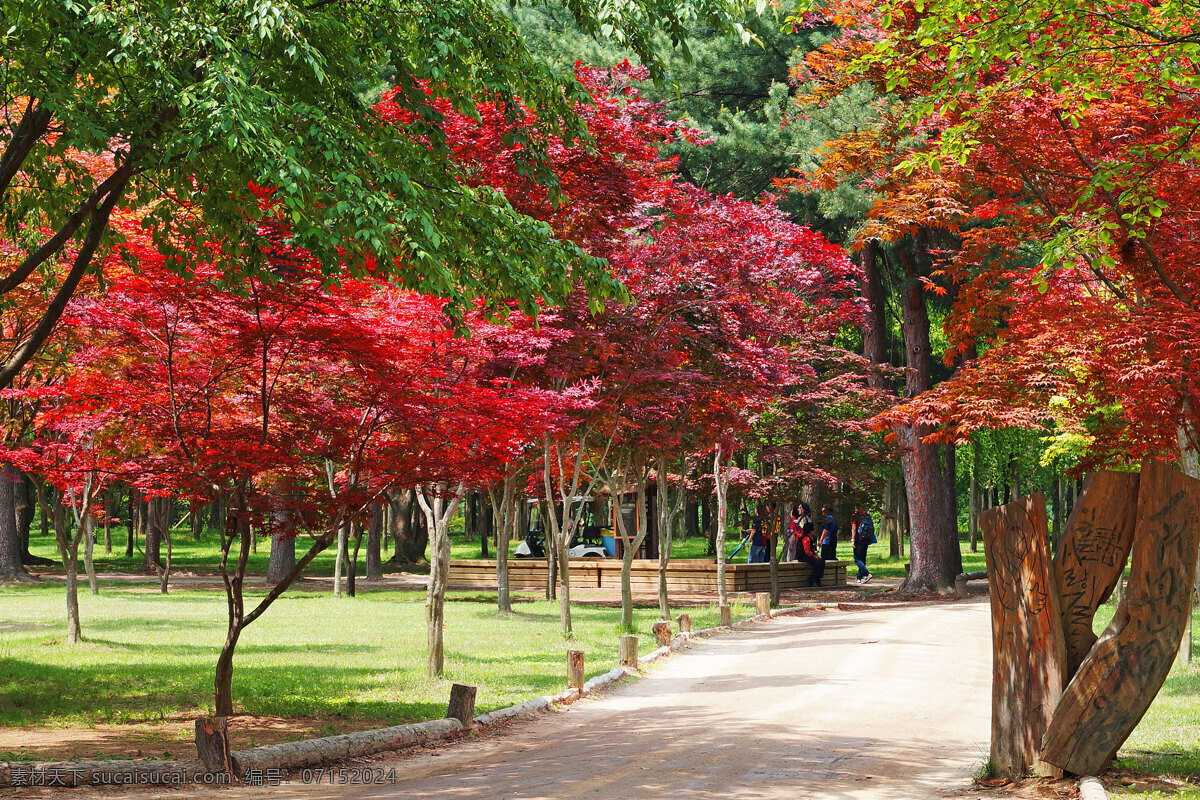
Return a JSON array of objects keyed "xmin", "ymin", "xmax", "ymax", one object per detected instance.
[{"xmin": 0, "ymin": 0, "xmax": 748, "ymax": 388}]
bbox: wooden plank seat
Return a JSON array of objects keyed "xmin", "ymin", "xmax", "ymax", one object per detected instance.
[{"xmin": 447, "ymin": 558, "xmax": 847, "ymax": 591}]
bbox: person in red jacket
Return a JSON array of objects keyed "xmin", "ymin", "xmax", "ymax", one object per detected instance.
[{"xmin": 797, "ymin": 520, "xmax": 824, "ymax": 587}]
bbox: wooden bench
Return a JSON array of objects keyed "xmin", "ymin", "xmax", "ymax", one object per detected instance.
[{"xmin": 448, "ymin": 558, "xmax": 847, "ymax": 591}]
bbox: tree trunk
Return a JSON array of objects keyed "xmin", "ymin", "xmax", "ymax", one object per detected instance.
[
  {"xmin": 365, "ymin": 501, "xmax": 384, "ymax": 581},
  {"xmin": 714, "ymin": 445, "xmax": 732, "ymax": 610},
  {"xmin": 389, "ymin": 489, "xmax": 427, "ymax": 565},
  {"xmin": 158, "ymin": 514, "xmax": 172, "ymax": 594},
  {"xmin": 896, "ymin": 242, "xmax": 961, "ymax": 592},
  {"xmin": 347, "ymin": 519, "xmax": 362, "ymax": 597},
  {"xmin": 0, "ymin": 463, "xmax": 30, "ymax": 581},
  {"xmin": 492, "ymin": 471, "xmax": 518, "ymax": 614},
  {"xmin": 333, "ymin": 519, "xmax": 347, "ymax": 597},
  {"xmin": 142, "ymin": 496, "xmax": 164, "ymax": 573},
  {"xmin": 83, "ymin": 512, "xmax": 99, "ymax": 596},
  {"xmin": 104, "ymin": 492, "xmax": 114, "ymax": 554},
  {"xmin": 16, "ymin": 471, "xmax": 48, "ymax": 566},
  {"xmin": 969, "ymin": 449, "xmax": 981, "ymax": 554},
  {"xmin": 125, "ymin": 488, "xmax": 136, "ymax": 557},
  {"xmin": 190, "ymin": 509, "xmax": 203, "ymax": 541},
  {"xmin": 50, "ymin": 503, "xmax": 83, "ymax": 643},
  {"xmin": 419, "ymin": 483, "xmax": 463, "ymax": 678},
  {"xmin": 618, "ymin": 459, "xmax": 650, "ymax": 632},
  {"xmin": 265, "ymin": 484, "xmax": 296, "ymax": 586},
  {"xmin": 703, "ymin": 496, "xmax": 715, "ymax": 556}
]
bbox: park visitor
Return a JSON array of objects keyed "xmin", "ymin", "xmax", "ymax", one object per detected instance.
[
  {"xmin": 749, "ymin": 507, "xmax": 769, "ymax": 563},
  {"xmin": 784, "ymin": 505, "xmax": 803, "ymax": 561},
  {"xmin": 852, "ymin": 509, "xmax": 876, "ymax": 584},
  {"xmin": 798, "ymin": 521, "xmax": 824, "ymax": 587},
  {"xmin": 819, "ymin": 506, "xmax": 838, "ymax": 561}
]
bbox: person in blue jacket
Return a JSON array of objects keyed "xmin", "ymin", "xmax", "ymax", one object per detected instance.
[
  {"xmin": 818, "ymin": 507, "xmax": 838, "ymax": 561},
  {"xmin": 852, "ymin": 509, "xmax": 876, "ymax": 584}
]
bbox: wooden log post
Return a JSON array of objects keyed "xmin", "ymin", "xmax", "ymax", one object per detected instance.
[
  {"xmin": 618, "ymin": 635, "xmax": 639, "ymax": 668},
  {"xmin": 719, "ymin": 604, "xmax": 732, "ymax": 627},
  {"xmin": 755, "ymin": 592, "xmax": 772, "ymax": 618},
  {"xmin": 1052, "ymin": 471, "xmax": 1139, "ymax": 678},
  {"xmin": 980, "ymin": 493, "xmax": 1066, "ymax": 779},
  {"xmin": 567, "ymin": 650, "xmax": 585, "ymax": 692},
  {"xmin": 676, "ymin": 613, "xmax": 692, "ymax": 634},
  {"xmin": 447, "ymin": 684, "xmax": 477, "ymax": 731},
  {"xmin": 195, "ymin": 717, "xmax": 235, "ymax": 775},
  {"xmin": 651, "ymin": 620, "xmax": 672, "ymax": 647},
  {"xmin": 1041, "ymin": 461, "xmax": 1200, "ymax": 776}
]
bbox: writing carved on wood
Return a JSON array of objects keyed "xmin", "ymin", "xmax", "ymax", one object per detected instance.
[
  {"xmin": 1053, "ymin": 471, "xmax": 1139, "ymax": 678},
  {"xmin": 981, "ymin": 493, "xmax": 1066, "ymax": 779},
  {"xmin": 1041, "ymin": 460, "xmax": 1200, "ymax": 776}
]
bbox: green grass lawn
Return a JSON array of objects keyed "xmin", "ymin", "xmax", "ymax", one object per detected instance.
[{"xmin": 0, "ymin": 582, "xmax": 751, "ymax": 751}]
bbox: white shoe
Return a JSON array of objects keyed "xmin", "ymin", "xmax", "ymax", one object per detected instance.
[{"xmin": 862, "ymin": 574, "xmax": 873, "ymax": 584}]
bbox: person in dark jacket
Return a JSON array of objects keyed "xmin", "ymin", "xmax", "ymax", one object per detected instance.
[
  {"xmin": 748, "ymin": 507, "xmax": 769, "ymax": 564},
  {"xmin": 851, "ymin": 509, "xmax": 875, "ymax": 583},
  {"xmin": 818, "ymin": 507, "xmax": 838, "ymax": 561},
  {"xmin": 798, "ymin": 521, "xmax": 824, "ymax": 587}
]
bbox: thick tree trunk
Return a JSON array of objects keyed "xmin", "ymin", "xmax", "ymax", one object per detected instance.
[
  {"xmin": 365, "ymin": 502, "xmax": 384, "ymax": 581},
  {"xmin": 0, "ymin": 463, "xmax": 31, "ymax": 581},
  {"xmin": 896, "ymin": 243, "xmax": 961, "ymax": 592},
  {"xmin": 389, "ymin": 489, "xmax": 427, "ymax": 565},
  {"xmin": 266, "ymin": 487, "xmax": 297, "ymax": 586},
  {"xmin": 16, "ymin": 471, "xmax": 49, "ymax": 566}
]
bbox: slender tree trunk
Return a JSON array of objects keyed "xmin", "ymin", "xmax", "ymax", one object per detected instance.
[
  {"xmin": 419, "ymin": 483, "xmax": 464, "ymax": 678},
  {"xmin": 347, "ymin": 519, "xmax": 362, "ymax": 598},
  {"xmin": 215, "ymin": 485, "xmax": 252, "ymax": 716},
  {"xmin": 142, "ymin": 496, "xmax": 164, "ymax": 573},
  {"xmin": 714, "ymin": 445, "xmax": 731, "ymax": 610},
  {"xmin": 125, "ymin": 488, "xmax": 136, "ymax": 557},
  {"xmin": 49, "ymin": 502, "xmax": 83, "ymax": 643},
  {"xmin": 159, "ymin": 516, "xmax": 171, "ymax": 594},
  {"xmin": 103, "ymin": 492, "xmax": 114, "ymax": 554},
  {"xmin": 83, "ymin": 512, "xmax": 99, "ymax": 596},
  {"xmin": 190, "ymin": 509, "xmax": 203, "ymax": 541},
  {"xmin": 333, "ymin": 520, "xmax": 347, "ymax": 597},
  {"xmin": 492, "ymin": 471, "xmax": 518, "ymax": 614},
  {"xmin": 0, "ymin": 462, "xmax": 30, "ymax": 581},
  {"xmin": 618, "ymin": 458, "xmax": 650, "ymax": 632}
]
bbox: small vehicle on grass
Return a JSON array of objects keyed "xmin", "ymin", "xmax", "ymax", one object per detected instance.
[{"xmin": 514, "ymin": 499, "xmax": 612, "ymax": 559}]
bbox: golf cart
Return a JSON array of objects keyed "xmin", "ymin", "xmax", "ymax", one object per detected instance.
[{"xmin": 514, "ymin": 499, "xmax": 611, "ymax": 559}]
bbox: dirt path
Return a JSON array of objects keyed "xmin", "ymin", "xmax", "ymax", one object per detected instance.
[{"xmin": 55, "ymin": 599, "xmax": 992, "ymax": 800}]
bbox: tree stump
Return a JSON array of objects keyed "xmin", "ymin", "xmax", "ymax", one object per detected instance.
[
  {"xmin": 719, "ymin": 604, "xmax": 732, "ymax": 627},
  {"xmin": 195, "ymin": 716, "xmax": 235, "ymax": 775},
  {"xmin": 980, "ymin": 493, "xmax": 1066, "ymax": 778},
  {"xmin": 447, "ymin": 684, "xmax": 477, "ymax": 730},
  {"xmin": 567, "ymin": 650, "xmax": 585, "ymax": 691},
  {"xmin": 1053, "ymin": 471, "xmax": 1139, "ymax": 677},
  {"xmin": 1041, "ymin": 461, "xmax": 1200, "ymax": 776},
  {"xmin": 676, "ymin": 613, "xmax": 692, "ymax": 634},
  {"xmin": 652, "ymin": 620, "xmax": 672, "ymax": 647},
  {"xmin": 618, "ymin": 635, "xmax": 639, "ymax": 668},
  {"xmin": 755, "ymin": 592, "xmax": 771, "ymax": 618}
]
